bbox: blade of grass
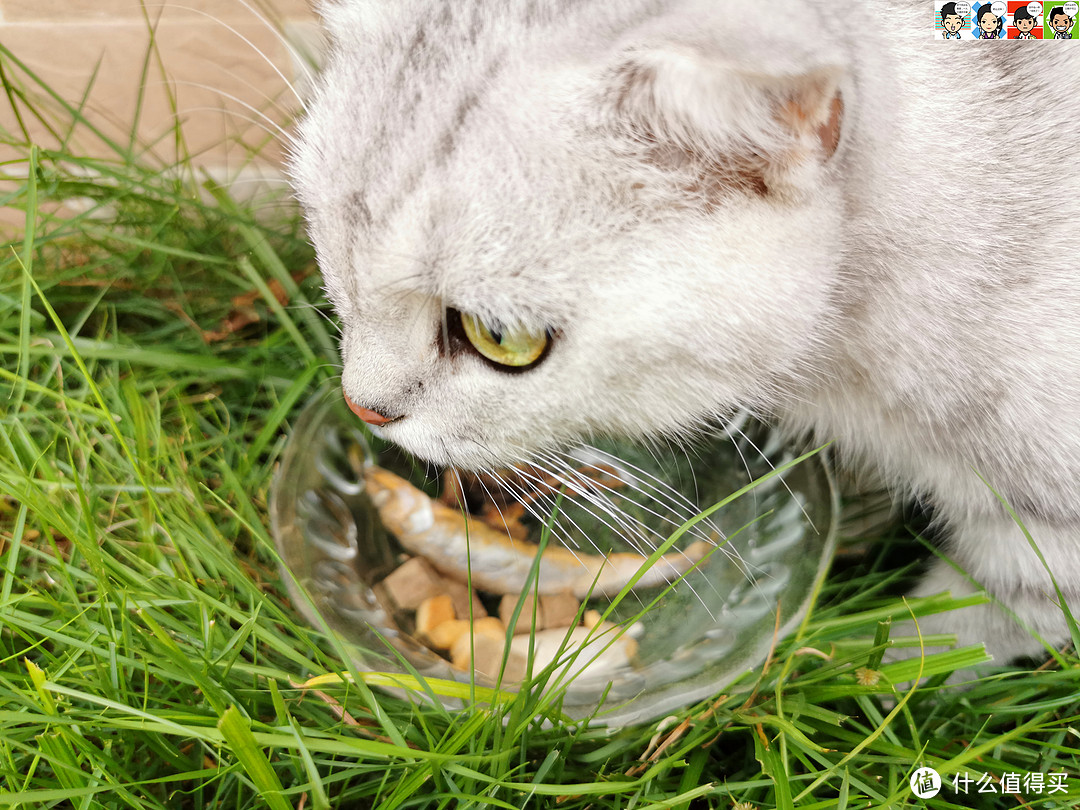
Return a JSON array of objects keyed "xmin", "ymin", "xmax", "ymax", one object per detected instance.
[{"xmin": 217, "ymin": 706, "xmax": 292, "ymax": 810}]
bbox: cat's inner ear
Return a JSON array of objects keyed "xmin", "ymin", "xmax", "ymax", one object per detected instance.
[
  {"xmin": 775, "ymin": 73, "xmax": 844, "ymax": 162},
  {"xmin": 609, "ymin": 49, "xmax": 845, "ymax": 198}
]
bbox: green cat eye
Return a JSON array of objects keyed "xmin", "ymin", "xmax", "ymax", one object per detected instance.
[{"xmin": 460, "ymin": 312, "xmax": 549, "ymax": 368}]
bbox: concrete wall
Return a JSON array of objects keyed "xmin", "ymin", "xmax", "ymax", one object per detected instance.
[{"xmin": 0, "ymin": 0, "xmax": 320, "ymax": 181}]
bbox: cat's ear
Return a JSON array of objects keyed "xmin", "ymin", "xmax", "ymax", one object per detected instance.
[{"xmin": 607, "ymin": 47, "xmax": 845, "ymax": 198}]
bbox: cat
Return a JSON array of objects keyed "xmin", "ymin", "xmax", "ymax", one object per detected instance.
[{"xmin": 288, "ymin": 0, "xmax": 1080, "ymax": 666}]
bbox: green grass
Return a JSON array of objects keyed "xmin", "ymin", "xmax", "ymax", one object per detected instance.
[{"xmin": 2, "ymin": 34, "xmax": 1079, "ymax": 810}]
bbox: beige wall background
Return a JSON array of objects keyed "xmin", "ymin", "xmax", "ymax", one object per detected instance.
[{"xmin": 0, "ymin": 0, "xmax": 320, "ymax": 183}]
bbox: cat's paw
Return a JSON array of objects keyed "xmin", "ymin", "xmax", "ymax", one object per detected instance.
[{"xmin": 897, "ymin": 555, "xmax": 1070, "ymax": 668}]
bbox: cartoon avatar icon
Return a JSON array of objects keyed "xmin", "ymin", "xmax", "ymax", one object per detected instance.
[
  {"xmin": 940, "ymin": 1, "xmax": 968, "ymax": 37},
  {"xmin": 1049, "ymin": 5, "xmax": 1075, "ymax": 37},
  {"xmin": 1013, "ymin": 5, "xmax": 1039, "ymax": 36},
  {"xmin": 976, "ymin": 4, "xmax": 1004, "ymax": 37}
]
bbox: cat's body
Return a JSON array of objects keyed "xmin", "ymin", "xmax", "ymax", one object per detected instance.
[{"xmin": 290, "ymin": 0, "xmax": 1080, "ymax": 663}]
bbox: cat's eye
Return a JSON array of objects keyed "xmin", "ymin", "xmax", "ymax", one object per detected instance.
[{"xmin": 459, "ymin": 311, "xmax": 549, "ymax": 368}]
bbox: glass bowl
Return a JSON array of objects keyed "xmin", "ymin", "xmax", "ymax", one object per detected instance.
[{"xmin": 271, "ymin": 384, "xmax": 837, "ymax": 727}]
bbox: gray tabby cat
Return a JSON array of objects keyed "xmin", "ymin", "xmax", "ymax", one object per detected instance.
[{"xmin": 289, "ymin": 0, "xmax": 1080, "ymax": 665}]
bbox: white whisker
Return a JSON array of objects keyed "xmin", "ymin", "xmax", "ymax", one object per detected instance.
[
  {"xmin": 286, "ymin": 302, "xmax": 341, "ymax": 334},
  {"xmin": 162, "ymin": 83, "xmax": 295, "ymax": 142},
  {"xmin": 563, "ymin": 445, "xmax": 726, "ymax": 544},
  {"xmin": 493, "ymin": 462, "xmax": 598, "ymax": 558},
  {"xmin": 729, "ymin": 424, "xmax": 818, "ymax": 534},
  {"xmin": 510, "ymin": 451, "xmax": 722, "ymax": 606},
  {"xmin": 531, "ymin": 449, "xmax": 681, "ymax": 552},
  {"xmin": 537, "ymin": 452, "xmax": 721, "ymax": 613},
  {"xmin": 226, "ymin": 176, "xmax": 294, "ymax": 187},
  {"xmin": 149, "ymin": 3, "xmax": 311, "ymax": 110}
]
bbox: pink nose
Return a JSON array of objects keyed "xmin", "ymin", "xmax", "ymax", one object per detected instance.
[{"xmin": 343, "ymin": 391, "xmax": 392, "ymax": 426}]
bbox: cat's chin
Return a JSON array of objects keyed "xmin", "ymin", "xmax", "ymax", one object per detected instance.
[{"xmin": 367, "ymin": 420, "xmax": 522, "ymax": 471}]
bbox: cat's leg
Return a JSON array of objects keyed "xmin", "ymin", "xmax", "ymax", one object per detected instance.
[{"xmin": 905, "ymin": 513, "xmax": 1078, "ymax": 663}]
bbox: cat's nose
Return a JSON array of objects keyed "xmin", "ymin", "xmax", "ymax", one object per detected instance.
[{"xmin": 343, "ymin": 391, "xmax": 393, "ymax": 426}]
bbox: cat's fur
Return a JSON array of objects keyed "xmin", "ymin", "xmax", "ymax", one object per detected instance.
[{"xmin": 289, "ymin": 0, "xmax": 1080, "ymax": 664}]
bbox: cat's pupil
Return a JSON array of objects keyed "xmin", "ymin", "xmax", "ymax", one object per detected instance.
[{"xmin": 490, "ymin": 328, "xmax": 503, "ymax": 344}]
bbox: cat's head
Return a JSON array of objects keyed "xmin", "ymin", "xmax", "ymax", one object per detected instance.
[{"xmin": 291, "ymin": 1, "xmax": 852, "ymax": 469}]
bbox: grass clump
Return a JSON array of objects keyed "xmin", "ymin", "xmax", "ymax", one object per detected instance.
[{"xmin": 1, "ymin": 31, "xmax": 1079, "ymax": 810}]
